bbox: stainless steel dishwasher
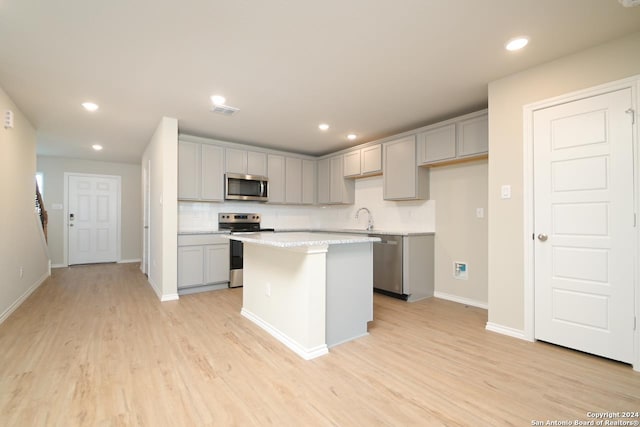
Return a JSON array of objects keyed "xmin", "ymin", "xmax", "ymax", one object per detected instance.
[{"xmin": 370, "ymin": 234, "xmax": 406, "ymax": 300}]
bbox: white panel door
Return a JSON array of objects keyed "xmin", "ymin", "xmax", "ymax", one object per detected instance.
[
  {"xmin": 68, "ymin": 175, "xmax": 119, "ymax": 265},
  {"xmin": 533, "ymin": 88, "xmax": 635, "ymax": 363}
]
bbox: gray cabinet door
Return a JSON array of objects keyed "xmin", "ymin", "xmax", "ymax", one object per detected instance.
[
  {"xmin": 204, "ymin": 244, "xmax": 229, "ymax": 284},
  {"xmin": 301, "ymin": 159, "xmax": 316, "ymax": 205},
  {"xmin": 317, "ymin": 158, "xmax": 330, "ymax": 204},
  {"xmin": 285, "ymin": 157, "xmax": 302, "ymax": 204},
  {"xmin": 343, "ymin": 150, "xmax": 361, "ymax": 177},
  {"xmin": 201, "ymin": 144, "xmax": 224, "ymax": 201},
  {"xmin": 361, "ymin": 144, "xmax": 382, "ymax": 175},
  {"xmin": 329, "ymin": 156, "xmax": 345, "ymax": 203},
  {"xmin": 247, "ymin": 151, "xmax": 267, "ymax": 176},
  {"xmin": 178, "ymin": 246, "xmax": 204, "ymax": 288},
  {"xmin": 456, "ymin": 115, "xmax": 488, "ymax": 157},
  {"xmin": 418, "ymin": 124, "xmax": 456, "ymax": 164},
  {"xmin": 225, "ymin": 148, "xmax": 247, "ymax": 174},
  {"xmin": 383, "ymin": 136, "xmax": 417, "ymax": 200},
  {"xmin": 267, "ymin": 154, "xmax": 285, "ymax": 203},
  {"xmin": 178, "ymin": 141, "xmax": 199, "ymax": 200}
]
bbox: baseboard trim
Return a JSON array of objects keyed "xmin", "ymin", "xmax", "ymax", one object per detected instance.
[
  {"xmin": 147, "ymin": 276, "xmax": 162, "ymax": 300},
  {"xmin": 434, "ymin": 291, "xmax": 488, "ymax": 309},
  {"xmin": 118, "ymin": 258, "xmax": 141, "ymax": 264},
  {"xmin": 0, "ymin": 271, "xmax": 50, "ymax": 325},
  {"xmin": 161, "ymin": 293, "xmax": 179, "ymax": 302},
  {"xmin": 485, "ymin": 322, "xmax": 530, "ymax": 341},
  {"xmin": 51, "ymin": 264, "xmax": 67, "ymax": 269},
  {"xmin": 241, "ymin": 308, "xmax": 329, "ymax": 360}
]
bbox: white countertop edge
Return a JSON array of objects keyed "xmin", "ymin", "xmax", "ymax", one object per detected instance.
[{"xmin": 219, "ymin": 232, "xmax": 380, "ymax": 248}]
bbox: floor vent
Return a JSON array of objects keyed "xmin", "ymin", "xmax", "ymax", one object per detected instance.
[{"xmin": 210, "ymin": 104, "xmax": 240, "ymax": 116}]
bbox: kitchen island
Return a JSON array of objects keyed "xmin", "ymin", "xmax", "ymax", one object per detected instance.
[{"xmin": 220, "ymin": 232, "xmax": 379, "ymax": 360}]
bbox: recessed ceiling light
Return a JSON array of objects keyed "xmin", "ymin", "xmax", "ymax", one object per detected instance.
[
  {"xmin": 347, "ymin": 133, "xmax": 357, "ymax": 141},
  {"xmin": 82, "ymin": 102, "xmax": 99, "ymax": 112},
  {"xmin": 210, "ymin": 95, "xmax": 226, "ymax": 105},
  {"xmin": 505, "ymin": 37, "xmax": 529, "ymax": 51},
  {"xmin": 92, "ymin": 144, "xmax": 103, "ymax": 151},
  {"xmin": 318, "ymin": 123, "xmax": 330, "ymax": 131}
]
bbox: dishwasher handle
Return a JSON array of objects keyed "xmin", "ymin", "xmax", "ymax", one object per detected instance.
[{"xmin": 375, "ymin": 239, "xmax": 398, "ymax": 245}]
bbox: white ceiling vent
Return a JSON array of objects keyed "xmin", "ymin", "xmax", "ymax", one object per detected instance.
[
  {"xmin": 210, "ymin": 104, "xmax": 239, "ymax": 116},
  {"xmin": 619, "ymin": 0, "xmax": 640, "ymax": 7}
]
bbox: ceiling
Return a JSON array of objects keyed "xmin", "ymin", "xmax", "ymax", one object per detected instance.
[{"xmin": 1, "ymin": 1, "xmax": 640, "ymax": 164}]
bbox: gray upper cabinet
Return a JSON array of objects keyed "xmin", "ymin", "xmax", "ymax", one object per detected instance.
[
  {"xmin": 267, "ymin": 155, "xmax": 314, "ymax": 205},
  {"xmin": 225, "ymin": 148, "xmax": 267, "ymax": 176},
  {"xmin": 301, "ymin": 159, "xmax": 316, "ymax": 205},
  {"xmin": 456, "ymin": 114, "xmax": 488, "ymax": 158},
  {"xmin": 318, "ymin": 156, "xmax": 354, "ymax": 204},
  {"xmin": 343, "ymin": 144, "xmax": 382, "ymax": 178},
  {"xmin": 200, "ymin": 144, "xmax": 224, "ymax": 201},
  {"xmin": 417, "ymin": 124, "xmax": 456, "ymax": 164},
  {"xmin": 417, "ymin": 111, "xmax": 488, "ymax": 166},
  {"xmin": 285, "ymin": 157, "xmax": 302, "ymax": 204},
  {"xmin": 267, "ymin": 154, "xmax": 285, "ymax": 204},
  {"xmin": 361, "ymin": 144, "xmax": 382, "ymax": 176},
  {"xmin": 383, "ymin": 136, "xmax": 429, "ymax": 200},
  {"xmin": 178, "ymin": 141, "xmax": 224, "ymax": 201},
  {"xmin": 178, "ymin": 141, "xmax": 200, "ymax": 200},
  {"xmin": 343, "ymin": 150, "xmax": 361, "ymax": 177},
  {"xmin": 317, "ymin": 158, "xmax": 330, "ymax": 204},
  {"xmin": 330, "ymin": 155, "xmax": 355, "ymax": 204}
]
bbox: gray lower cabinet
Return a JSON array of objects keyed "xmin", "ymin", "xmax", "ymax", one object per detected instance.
[{"xmin": 178, "ymin": 234, "xmax": 229, "ymax": 294}]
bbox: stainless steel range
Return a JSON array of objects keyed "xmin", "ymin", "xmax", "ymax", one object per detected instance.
[{"xmin": 218, "ymin": 213, "xmax": 273, "ymax": 287}]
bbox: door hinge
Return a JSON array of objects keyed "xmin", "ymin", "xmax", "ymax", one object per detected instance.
[
  {"xmin": 626, "ymin": 108, "xmax": 636, "ymax": 124},
  {"xmin": 635, "ymin": 316, "xmax": 637, "ymax": 331}
]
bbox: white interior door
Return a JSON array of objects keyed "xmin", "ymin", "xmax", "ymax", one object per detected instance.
[
  {"xmin": 68, "ymin": 174, "xmax": 119, "ymax": 265},
  {"xmin": 533, "ymin": 88, "xmax": 635, "ymax": 363},
  {"xmin": 142, "ymin": 162, "xmax": 150, "ymax": 275}
]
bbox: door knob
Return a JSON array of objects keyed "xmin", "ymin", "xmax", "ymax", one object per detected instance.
[{"xmin": 537, "ymin": 233, "xmax": 548, "ymax": 241}]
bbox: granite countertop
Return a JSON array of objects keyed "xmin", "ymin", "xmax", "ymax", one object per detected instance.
[
  {"xmin": 179, "ymin": 229, "xmax": 433, "ymax": 236},
  {"xmin": 219, "ymin": 232, "xmax": 380, "ymax": 248},
  {"xmin": 274, "ymin": 228, "xmax": 434, "ymax": 237}
]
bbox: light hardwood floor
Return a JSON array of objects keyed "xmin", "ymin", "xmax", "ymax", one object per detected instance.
[{"xmin": 1, "ymin": 263, "xmax": 638, "ymax": 426}]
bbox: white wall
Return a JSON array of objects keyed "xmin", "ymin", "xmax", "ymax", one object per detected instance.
[
  {"xmin": 142, "ymin": 117, "xmax": 178, "ymax": 301},
  {"xmin": 0, "ymin": 85, "xmax": 50, "ymax": 323},
  {"xmin": 430, "ymin": 159, "xmax": 488, "ymax": 307},
  {"xmin": 36, "ymin": 156, "xmax": 142, "ymax": 266},
  {"xmin": 487, "ymin": 31, "xmax": 640, "ymax": 332}
]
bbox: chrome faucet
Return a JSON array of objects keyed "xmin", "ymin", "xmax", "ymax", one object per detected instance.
[{"xmin": 355, "ymin": 207, "xmax": 374, "ymax": 231}]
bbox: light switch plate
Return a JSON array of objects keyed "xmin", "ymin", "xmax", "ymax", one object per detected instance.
[{"xmin": 501, "ymin": 185, "xmax": 511, "ymax": 199}]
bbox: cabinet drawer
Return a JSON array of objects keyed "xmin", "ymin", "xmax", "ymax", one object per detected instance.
[{"xmin": 178, "ymin": 234, "xmax": 229, "ymax": 246}]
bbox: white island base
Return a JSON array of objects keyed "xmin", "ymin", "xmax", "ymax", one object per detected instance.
[{"xmin": 233, "ymin": 232, "xmax": 376, "ymax": 360}]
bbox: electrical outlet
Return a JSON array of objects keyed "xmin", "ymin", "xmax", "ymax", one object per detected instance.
[
  {"xmin": 265, "ymin": 282, "xmax": 271, "ymax": 297},
  {"xmin": 19, "ymin": 267, "xmax": 23, "ymax": 278}
]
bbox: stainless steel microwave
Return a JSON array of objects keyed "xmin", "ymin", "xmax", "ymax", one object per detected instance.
[{"xmin": 225, "ymin": 173, "xmax": 268, "ymax": 201}]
